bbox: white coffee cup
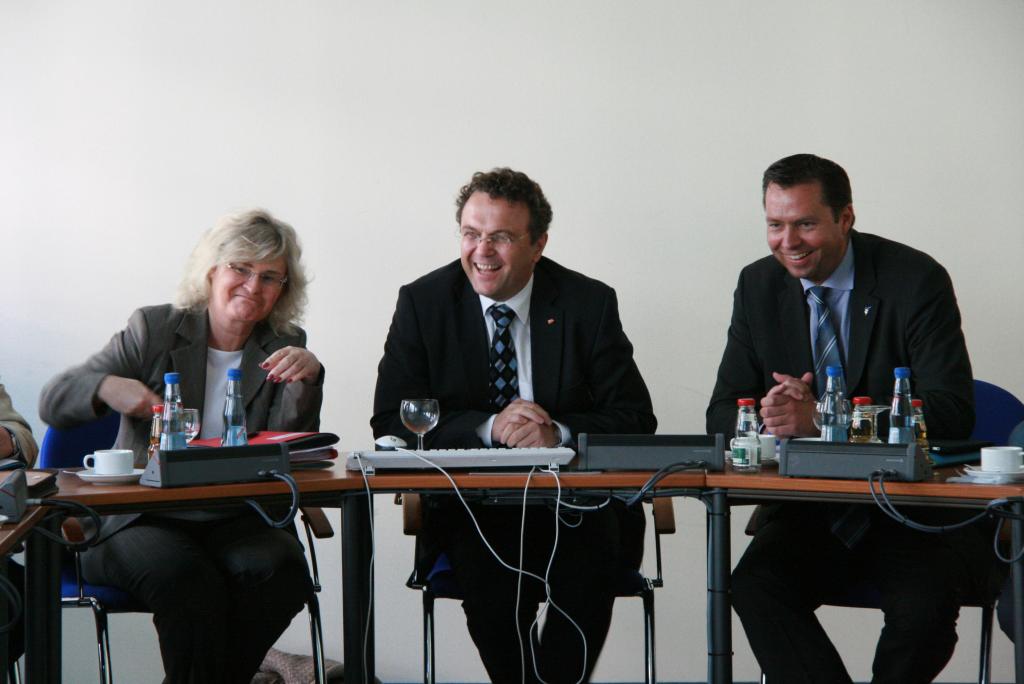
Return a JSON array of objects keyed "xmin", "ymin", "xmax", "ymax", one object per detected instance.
[
  {"xmin": 980, "ymin": 446, "xmax": 1024, "ymax": 473},
  {"xmin": 83, "ymin": 449, "xmax": 135, "ymax": 475}
]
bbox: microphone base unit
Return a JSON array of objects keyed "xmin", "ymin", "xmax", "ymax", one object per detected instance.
[
  {"xmin": 140, "ymin": 444, "xmax": 290, "ymax": 488},
  {"xmin": 778, "ymin": 440, "xmax": 931, "ymax": 482},
  {"xmin": 575, "ymin": 434, "xmax": 726, "ymax": 472}
]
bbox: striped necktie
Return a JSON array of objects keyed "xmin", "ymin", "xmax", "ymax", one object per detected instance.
[
  {"xmin": 487, "ymin": 304, "xmax": 519, "ymax": 409},
  {"xmin": 808, "ymin": 286, "xmax": 844, "ymax": 397}
]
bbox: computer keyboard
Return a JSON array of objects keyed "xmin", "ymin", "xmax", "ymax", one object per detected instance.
[{"xmin": 345, "ymin": 446, "xmax": 576, "ymax": 472}]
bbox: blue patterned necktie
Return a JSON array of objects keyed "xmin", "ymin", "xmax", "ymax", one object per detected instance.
[
  {"xmin": 488, "ymin": 304, "xmax": 519, "ymax": 409},
  {"xmin": 808, "ymin": 286, "xmax": 844, "ymax": 397}
]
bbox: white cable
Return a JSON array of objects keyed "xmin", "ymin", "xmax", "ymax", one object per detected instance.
[
  {"xmin": 352, "ymin": 452, "xmax": 376, "ymax": 684},
  {"xmin": 516, "ymin": 464, "xmax": 532, "ymax": 684},
  {"xmin": 394, "ymin": 447, "xmax": 588, "ymax": 684},
  {"xmin": 529, "ymin": 466, "xmax": 588, "ymax": 684}
]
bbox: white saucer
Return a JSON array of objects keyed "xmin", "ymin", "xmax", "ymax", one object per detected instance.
[
  {"xmin": 77, "ymin": 468, "xmax": 145, "ymax": 485},
  {"xmin": 960, "ymin": 465, "xmax": 1024, "ymax": 482}
]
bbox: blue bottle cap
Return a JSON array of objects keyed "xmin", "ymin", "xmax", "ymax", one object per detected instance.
[
  {"xmin": 826, "ymin": 365, "xmax": 843, "ymax": 377},
  {"xmin": 894, "ymin": 367, "xmax": 911, "ymax": 379},
  {"xmin": 227, "ymin": 368, "xmax": 242, "ymax": 380},
  {"xmin": 164, "ymin": 372, "xmax": 180, "ymax": 384}
]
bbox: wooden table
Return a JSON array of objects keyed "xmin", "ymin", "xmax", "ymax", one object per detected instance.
[
  {"xmin": 25, "ymin": 465, "xmax": 366, "ymax": 684},
  {"xmin": 332, "ymin": 466, "xmax": 709, "ymax": 684},
  {"xmin": 33, "ymin": 462, "xmax": 1024, "ymax": 684},
  {"xmin": 0, "ymin": 507, "xmax": 47, "ymax": 684},
  {"xmin": 705, "ymin": 463, "xmax": 1024, "ymax": 684}
]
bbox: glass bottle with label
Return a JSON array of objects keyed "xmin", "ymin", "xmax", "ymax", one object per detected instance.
[
  {"xmin": 850, "ymin": 396, "xmax": 874, "ymax": 443},
  {"xmin": 147, "ymin": 404, "xmax": 163, "ymax": 460},
  {"xmin": 911, "ymin": 398, "xmax": 929, "ymax": 450},
  {"xmin": 731, "ymin": 398, "xmax": 761, "ymax": 471}
]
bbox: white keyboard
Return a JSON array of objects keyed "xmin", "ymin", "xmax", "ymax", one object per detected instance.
[{"xmin": 345, "ymin": 447, "xmax": 576, "ymax": 472}]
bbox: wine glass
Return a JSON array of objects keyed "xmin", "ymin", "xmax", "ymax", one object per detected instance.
[
  {"xmin": 400, "ymin": 399, "xmax": 440, "ymax": 452},
  {"xmin": 182, "ymin": 408, "xmax": 201, "ymax": 444}
]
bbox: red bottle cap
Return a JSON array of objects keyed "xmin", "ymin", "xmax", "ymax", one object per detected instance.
[
  {"xmin": 911, "ymin": 399, "xmax": 923, "ymax": 407},
  {"xmin": 737, "ymin": 398, "xmax": 755, "ymax": 406},
  {"xmin": 852, "ymin": 396, "xmax": 872, "ymax": 405},
  {"xmin": 152, "ymin": 404, "xmax": 164, "ymax": 414}
]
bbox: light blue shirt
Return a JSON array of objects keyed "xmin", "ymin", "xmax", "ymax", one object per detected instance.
[{"xmin": 800, "ymin": 239, "xmax": 855, "ymax": 370}]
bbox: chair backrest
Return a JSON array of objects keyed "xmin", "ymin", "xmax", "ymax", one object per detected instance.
[
  {"xmin": 38, "ymin": 412, "xmax": 122, "ymax": 469},
  {"xmin": 1009, "ymin": 420, "xmax": 1024, "ymax": 448},
  {"xmin": 970, "ymin": 380, "xmax": 1024, "ymax": 446}
]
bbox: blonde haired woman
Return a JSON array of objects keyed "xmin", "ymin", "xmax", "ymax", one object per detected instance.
[{"xmin": 41, "ymin": 209, "xmax": 323, "ymax": 683}]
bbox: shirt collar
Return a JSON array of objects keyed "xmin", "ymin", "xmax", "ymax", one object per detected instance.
[
  {"xmin": 479, "ymin": 275, "xmax": 534, "ymax": 324},
  {"xmin": 801, "ymin": 238, "xmax": 855, "ymax": 294}
]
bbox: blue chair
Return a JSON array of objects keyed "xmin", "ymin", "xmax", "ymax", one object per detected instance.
[
  {"xmin": 971, "ymin": 379, "xmax": 1024, "ymax": 445},
  {"xmin": 401, "ymin": 494, "xmax": 672, "ymax": 684},
  {"xmin": 39, "ymin": 412, "xmax": 330, "ymax": 684}
]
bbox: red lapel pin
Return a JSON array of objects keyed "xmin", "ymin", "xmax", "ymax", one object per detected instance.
[{"xmin": 547, "ymin": 318, "xmax": 555, "ymax": 325}]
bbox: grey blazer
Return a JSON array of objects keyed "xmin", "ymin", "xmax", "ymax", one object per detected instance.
[
  {"xmin": 0, "ymin": 382, "xmax": 39, "ymax": 466},
  {"xmin": 39, "ymin": 303, "xmax": 324, "ymax": 539}
]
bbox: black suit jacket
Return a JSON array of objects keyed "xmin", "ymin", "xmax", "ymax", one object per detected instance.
[
  {"xmin": 707, "ymin": 230, "xmax": 974, "ymax": 439},
  {"xmin": 372, "ymin": 257, "xmax": 657, "ymax": 447}
]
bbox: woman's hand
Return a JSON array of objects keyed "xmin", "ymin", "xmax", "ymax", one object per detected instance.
[
  {"xmin": 97, "ymin": 375, "xmax": 161, "ymax": 418},
  {"xmin": 261, "ymin": 347, "xmax": 322, "ymax": 385}
]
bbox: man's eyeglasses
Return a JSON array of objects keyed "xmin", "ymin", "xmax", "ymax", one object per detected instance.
[
  {"xmin": 226, "ymin": 263, "xmax": 289, "ymax": 289},
  {"xmin": 457, "ymin": 228, "xmax": 529, "ymax": 249}
]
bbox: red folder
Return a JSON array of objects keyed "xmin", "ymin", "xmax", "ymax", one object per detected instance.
[{"xmin": 190, "ymin": 432, "xmax": 340, "ymax": 463}]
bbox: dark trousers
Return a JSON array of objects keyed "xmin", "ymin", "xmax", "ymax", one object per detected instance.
[
  {"xmin": 81, "ymin": 513, "xmax": 311, "ymax": 684},
  {"xmin": 427, "ymin": 498, "xmax": 642, "ymax": 684},
  {"xmin": 732, "ymin": 504, "xmax": 992, "ymax": 684}
]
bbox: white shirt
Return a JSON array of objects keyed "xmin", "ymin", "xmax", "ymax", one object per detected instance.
[
  {"xmin": 200, "ymin": 348, "xmax": 244, "ymax": 440},
  {"xmin": 474, "ymin": 276, "xmax": 571, "ymax": 447}
]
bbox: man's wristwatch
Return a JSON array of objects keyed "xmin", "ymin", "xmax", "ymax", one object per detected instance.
[{"xmin": 1, "ymin": 427, "xmax": 21, "ymax": 460}]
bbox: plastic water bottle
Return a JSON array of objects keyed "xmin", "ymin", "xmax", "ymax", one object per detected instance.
[
  {"xmin": 221, "ymin": 368, "xmax": 248, "ymax": 446},
  {"xmin": 159, "ymin": 372, "xmax": 187, "ymax": 451},
  {"xmin": 888, "ymin": 367, "xmax": 915, "ymax": 445},
  {"xmin": 819, "ymin": 365, "xmax": 850, "ymax": 442},
  {"xmin": 850, "ymin": 396, "xmax": 875, "ymax": 443},
  {"xmin": 731, "ymin": 398, "xmax": 761, "ymax": 471}
]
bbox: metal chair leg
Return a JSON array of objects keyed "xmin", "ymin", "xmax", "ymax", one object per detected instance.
[
  {"xmin": 979, "ymin": 603, "xmax": 994, "ymax": 684},
  {"xmin": 306, "ymin": 594, "xmax": 327, "ymax": 684},
  {"xmin": 641, "ymin": 586, "xmax": 656, "ymax": 684},
  {"xmin": 88, "ymin": 598, "xmax": 113, "ymax": 684},
  {"xmin": 423, "ymin": 588, "xmax": 436, "ymax": 684},
  {"xmin": 8, "ymin": 658, "xmax": 20, "ymax": 684}
]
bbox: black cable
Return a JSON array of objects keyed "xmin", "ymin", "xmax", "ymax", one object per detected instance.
[
  {"xmin": 244, "ymin": 470, "xmax": 300, "ymax": 528},
  {"xmin": 26, "ymin": 498, "xmax": 103, "ymax": 551},
  {"xmin": 868, "ymin": 470, "xmax": 991, "ymax": 534},
  {"xmin": 624, "ymin": 461, "xmax": 706, "ymax": 507},
  {"xmin": 869, "ymin": 471, "xmax": 1024, "ymax": 565},
  {"xmin": 0, "ymin": 572, "xmax": 22, "ymax": 633}
]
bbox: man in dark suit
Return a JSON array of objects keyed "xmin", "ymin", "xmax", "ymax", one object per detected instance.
[
  {"xmin": 707, "ymin": 154, "xmax": 999, "ymax": 684},
  {"xmin": 373, "ymin": 167, "xmax": 656, "ymax": 683}
]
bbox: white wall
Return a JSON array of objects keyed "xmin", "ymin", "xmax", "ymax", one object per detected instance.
[{"xmin": 2, "ymin": 1, "xmax": 1022, "ymax": 681}]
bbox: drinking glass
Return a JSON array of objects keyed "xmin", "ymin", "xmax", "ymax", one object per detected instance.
[
  {"xmin": 400, "ymin": 399, "xmax": 440, "ymax": 451},
  {"xmin": 182, "ymin": 408, "xmax": 201, "ymax": 443}
]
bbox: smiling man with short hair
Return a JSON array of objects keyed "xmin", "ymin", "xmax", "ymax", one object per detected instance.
[
  {"xmin": 707, "ymin": 153, "xmax": 1001, "ymax": 684},
  {"xmin": 372, "ymin": 167, "xmax": 656, "ymax": 683}
]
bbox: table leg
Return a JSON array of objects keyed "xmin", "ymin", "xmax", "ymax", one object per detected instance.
[
  {"xmin": 1012, "ymin": 499, "xmax": 1023, "ymax": 684},
  {"xmin": 0, "ymin": 558, "xmax": 9, "ymax": 684},
  {"xmin": 342, "ymin": 493, "xmax": 374, "ymax": 684},
  {"xmin": 704, "ymin": 488, "xmax": 732, "ymax": 684},
  {"xmin": 24, "ymin": 516, "xmax": 60, "ymax": 683}
]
